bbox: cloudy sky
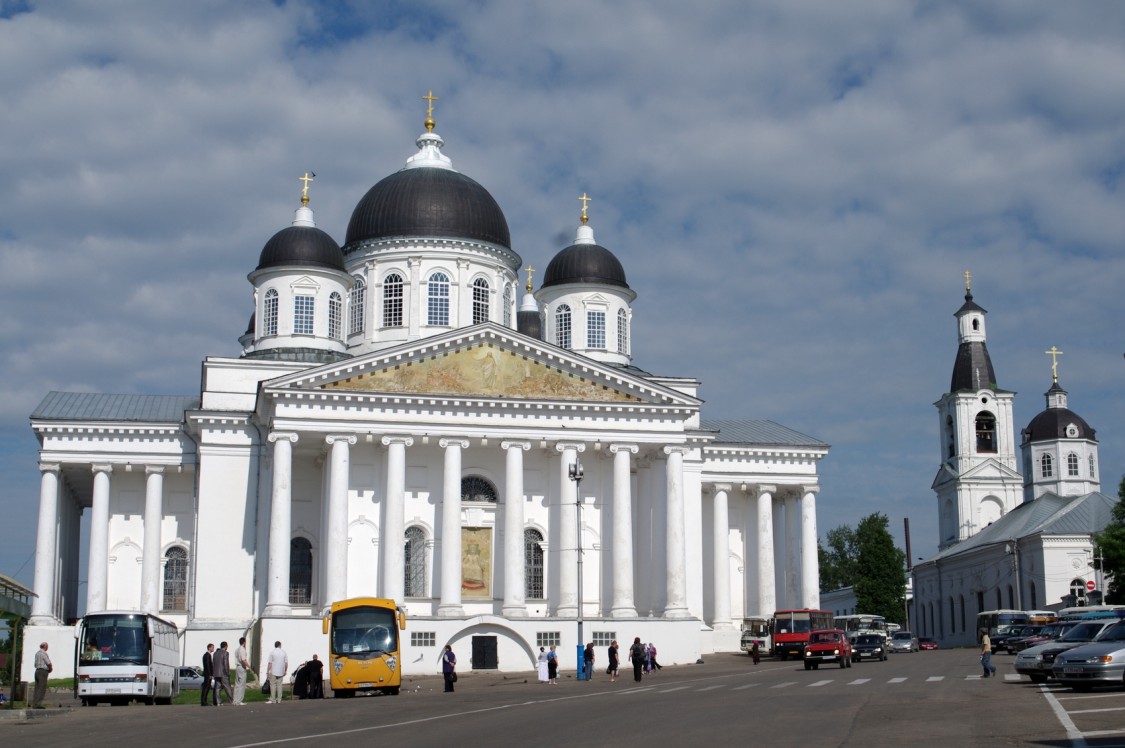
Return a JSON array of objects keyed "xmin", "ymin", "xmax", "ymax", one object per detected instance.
[{"xmin": 1, "ymin": 0, "xmax": 1123, "ymax": 590}]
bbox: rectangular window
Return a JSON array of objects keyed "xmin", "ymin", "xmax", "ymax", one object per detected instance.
[
  {"xmin": 617, "ymin": 309, "xmax": 628, "ymax": 354},
  {"xmin": 592, "ymin": 631, "xmax": 615, "ymax": 647},
  {"xmin": 587, "ymin": 311, "xmax": 605, "ymax": 349},
  {"xmin": 411, "ymin": 631, "xmax": 436, "ymax": 647},
  {"xmin": 294, "ymin": 295, "xmax": 315, "ymax": 335},
  {"xmin": 536, "ymin": 631, "xmax": 562, "ymax": 648}
]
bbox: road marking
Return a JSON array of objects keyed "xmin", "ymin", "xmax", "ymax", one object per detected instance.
[
  {"xmin": 888, "ymin": 678, "xmax": 907, "ymax": 684},
  {"xmin": 847, "ymin": 679, "xmax": 870, "ymax": 685},
  {"xmin": 1070, "ymin": 706, "xmax": 1125, "ymax": 715},
  {"xmin": 659, "ymin": 686, "xmax": 692, "ymax": 693},
  {"xmin": 1004, "ymin": 674, "xmax": 1020, "ymax": 681},
  {"xmin": 926, "ymin": 676, "xmax": 943, "ymax": 682},
  {"xmin": 732, "ymin": 684, "xmax": 757, "ymax": 690},
  {"xmin": 809, "ymin": 680, "xmax": 833, "ymax": 687},
  {"xmin": 1039, "ymin": 683, "xmax": 1088, "ymax": 747},
  {"xmin": 697, "ymin": 685, "xmax": 724, "ymax": 692},
  {"xmin": 770, "ymin": 682, "xmax": 797, "ymax": 689}
]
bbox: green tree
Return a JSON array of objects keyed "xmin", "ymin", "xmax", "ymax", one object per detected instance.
[
  {"xmin": 818, "ymin": 525, "xmax": 858, "ymax": 591},
  {"xmin": 1093, "ymin": 474, "xmax": 1125, "ymax": 603},
  {"xmin": 852, "ymin": 513, "xmax": 908, "ymax": 624}
]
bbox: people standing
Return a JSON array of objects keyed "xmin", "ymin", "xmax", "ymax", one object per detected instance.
[
  {"xmin": 233, "ymin": 637, "xmax": 251, "ymax": 705},
  {"xmin": 537, "ymin": 646, "xmax": 549, "ymax": 684},
  {"xmin": 266, "ymin": 640, "xmax": 288, "ymax": 703},
  {"xmin": 607, "ymin": 640, "xmax": 619, "ymax": 683},
  {"xmin": 201, "ymin": 643, "xmax": 217, "ymax": 706},
  {"xmin": 213, "ymin": 642, "xmax": 233, "ymax": 705},
  {"xmin": 32, "ymin": 642, "xmax": 52, "ymax": 708},
  {"xmin": 306, "ymin": 654, "xmax": 324, "ymax": 699},
  {"xmin": 546, "ymin": 644, "xmax": 558, "ymax": 684},
  {"xmin": 583, "ymin": 642, "xmax": 595, "ymax": 681},
  {"xmin": 629, "ymin": 637, "xmax": 645, "ymax": 682},
  {"xmin": 649, "ymin": 642, "xmax": 663, "ymax": 671},
  {"xmin": 750, "ymin": 641, "xmax": 760, "ymax": 665},
  {"xmin": 442, "ymin": 645, "xmax": 457, "ymax": 693},
  {"xmin": 979, "ymin": 628, "xmax": 996, "ymax": 678}
]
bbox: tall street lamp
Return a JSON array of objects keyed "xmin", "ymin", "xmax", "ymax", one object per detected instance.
[{"xmin": 569, "ymin": 456, "xmax": 584, "ymax": 679}]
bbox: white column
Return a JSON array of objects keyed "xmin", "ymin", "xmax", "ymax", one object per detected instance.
[
  {"xmin": 756, "ymin": 485, "xmax": 777, "ymax": 617},
  {"xmin": 265, "ymin": 432, "xmax": 297, "ymax": 615},
  {"xmin": 663, "ymin": 446, "xmax": 690, "ymax": 618},
  {"xmin": 555, "ymin": 442, "xmax": 584, "ymax": 617},
  {"xmin": 381, "ymin": 436, "xmax": 413, "ymax": 603},
  {"xmin": 610, "ymin": 444, "xmax": 638, "ymax": 618},
  {"xmin": 800, "ymin": 486, "xmax": 821, "ymax": 610},
  {"xmin": 437, "ymin": 438, "xmax": 467, "ymax": 617},
  {"xmin": 29, "ymin": 464, "xmax": 61, "ymax": 624},
  {"xmin": 635, "ymin": 458, "xmax": 653, "ymax": 615},
  {"xmin": 139, "ymin": 466, "xmax": 165, "ymax": 613},
  {"xmin": 785, "ymin": 493, "xmax": 799, "ymax": 605},
  {"xmin": 772, "ymin": 496, "xmax": 786, "ymax": 609},
  {"xmin": 86, "ymin": 464, "xmax": 113, "ymax": 614},
  {"xmin": 501, "ymin": 440, "xmax": 531, "ymax": 617},
  {"xmin": 711, "ymin": 483, "xmax": 733, "ymax": 629},
  {"xmin": 325, "ymin": 434, "xmax": 356, "ymax": 609}
]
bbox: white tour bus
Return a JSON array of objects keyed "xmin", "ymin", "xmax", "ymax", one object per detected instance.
[{"xmin": 76, "ymin": 611, "xmax": 180, "ymax": 706}]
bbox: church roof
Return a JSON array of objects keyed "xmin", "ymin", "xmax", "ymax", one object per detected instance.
[
  {"xmin": 701, "ymin": 419, "xmax": 828, "ymax": 448},
  {"xmin": 31, "ymin": 391, "xmax": 198, "ymax": 423},
  {"xmin": 541, "ymin": 241, "xmax": 629, "ymax": 289},
  {"xmin": 950, "ymin": 341, "xmax": 998, "ymax": 392},
  {"xmin": 256, "ymin": 225, "xmax": 345, "ymax": 272},
  {"xmin": 1023, "ymin": 407, "xmax": 1097, "ymax": 443}
]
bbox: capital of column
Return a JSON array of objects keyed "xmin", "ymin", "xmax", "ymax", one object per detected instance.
[
  {"xmin": 145, "ymin": 465, "xmax": 166, "ymax": 476},
  {"xmin": 756, "ymin": 484, "xmax": 777, "ymax": 497},
  {"xmin": 39, "ymin": 463, "xmax": 60, "ymax": 475},
  {"xmin": 91, "ymin": 463, "xmax": 114, "ymax": 475},
  {"xmin": 500, "ymin": 440, "xmax": 531, "ymax": 451},
  {"xmin": 382, "ymin": 435, "xmax": 415, "ymax": 448},
  {"xmin": 268, "ymin": 431, "xmax": 299, "ymax": 444},
  {"xmin": 663, "ymin": 445, "xmax": 689, "ymax": 456},
  {"xmin": 801, "ymin": 484, "xmax": 821, "ymax": 496},
  {"xmin": 609, "ymin": 443, "xmax": 638, "ymax": 455},
  {"xmin": 711, "ymin": 483, "xmax": 733, "ymax": 494},
  {"xmin": 325, "ymin": 433, "xmax": 358, "ymax": 446},
  {"xmin": 439, "ymin": 437, "xmax": 469, "ymax": 449},
  {"xmin": 555, "ymin": 441, "xmax": 586, "ymax": 454}
]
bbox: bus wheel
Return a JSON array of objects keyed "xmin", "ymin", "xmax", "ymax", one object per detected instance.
[
  {"xmin": 389, "ymin": 687, "xmax": 400, "ymax": 696},
  {"xmin": 780, "ymin": 652, "xmax": 788, "ymax": 661}
]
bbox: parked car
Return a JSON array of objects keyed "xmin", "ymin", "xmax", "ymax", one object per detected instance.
[
  {"xmin": 1015, "ymin": 619, "xmax": 1119, "ymax": 683},
  {"xmin": 888, "ymin": 631, "xmax": 919, "ymax": 653},
  {"xmin": 804, "ymin": 629, "xmax": 853, "ymax": 670},
  {"xmin": 1010, "ymin": 621, "xmax": 1077, "ymax": 653},
  {"xmin": 851, "ymin": 634, "xmax": 888, "ymax": 662},
  {"xmin": 1052, "ymin": 620, "xmax": 1125, "ymax": 691},
  {"xmin": 992, "ymin": 625, "xmax": 1042, "ymax": 654},
  {"xmin": 918, "ymin": 637, "xmax": 938, "ymax": 650},
  {"xmin": 178, "ymin": 666, "xmax": 205, "ymax": 690}
]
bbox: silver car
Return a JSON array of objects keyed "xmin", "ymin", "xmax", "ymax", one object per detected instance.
[
  {"xmin": 888, "ymin": 631, "xmax": 918, "ymax": 653},
  {"xmin": 1015, "ymin": 619, "xmax": 1119, "ymax": 683},
  {"xmin": 1052, "ymin": 620, "xmax": 1125, "ymax": 691}
]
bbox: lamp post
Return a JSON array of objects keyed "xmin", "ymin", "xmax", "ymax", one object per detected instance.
[{"xmin": 569, "ymin": 456, "xmax": 584, "ymax": 679}]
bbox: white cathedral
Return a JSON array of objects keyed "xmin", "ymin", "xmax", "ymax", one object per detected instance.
[
  {"xmin": 23, "ymin": 106, "xmax": 829, "ymax": 677},
  {"xmin": 912, "ymin": 278, "xmax": 1112, "ymax": 648}
]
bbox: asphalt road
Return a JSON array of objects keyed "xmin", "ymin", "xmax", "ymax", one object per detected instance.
[{"xmin": 3, "ymin": 649, "xmax": 1111, "ymax": 748}]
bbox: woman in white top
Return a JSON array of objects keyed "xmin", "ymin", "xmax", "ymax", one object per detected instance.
[{"xmin": 537, "ymin": 647, "xmax": 549, "ymax": 683}]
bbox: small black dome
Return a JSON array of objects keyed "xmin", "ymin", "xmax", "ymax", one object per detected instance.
[
  {"xmin": 950, "ymin": 341, "xmax": 997, "ymax": 392},
  {"xmin": 1023, "ymin": 408, "xmax": 1096, "ymax": 443},
  {"xmin": 257, "ymin": 226, "xmax": 344, "ymax": 272},
  {"xmin": 345, "ymin": 167, "xmax": 510, "ymax": 249},
  {"xmin": 517, "ymin": 308, "xmax": 542, "ymax": 340},
  {"xmin": 541, "ymin": 243, "xmax": 629, "ymax": 289}
]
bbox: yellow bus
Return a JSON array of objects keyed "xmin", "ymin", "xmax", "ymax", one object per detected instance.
[{"xmin": 321, "ymin": 597, "xmax": 406, "ymax": 697}]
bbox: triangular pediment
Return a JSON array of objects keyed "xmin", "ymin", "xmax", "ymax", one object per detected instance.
[{"xmin": 265, "ymin": 324, "xmax": 698, "ymax": 407}]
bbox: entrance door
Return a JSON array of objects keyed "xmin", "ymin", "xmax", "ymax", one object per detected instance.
[{"xmin": 471, "ymin": 635, "xmax": 498, "ymax": 669}]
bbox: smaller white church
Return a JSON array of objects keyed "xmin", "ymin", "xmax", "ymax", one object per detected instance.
[{"xmin": 912, "ymin": 277, "xmax": 1111, "ymax": 648}]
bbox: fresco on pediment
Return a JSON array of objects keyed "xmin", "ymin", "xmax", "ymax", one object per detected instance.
[{"xmin": 321, "ymin": 343, "xmax": 641, "ymax": 402}]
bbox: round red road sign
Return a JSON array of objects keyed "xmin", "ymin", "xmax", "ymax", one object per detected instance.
[{"xmin": 1087, "ymin": 580, "xmax": 1096, "ymax": 591}]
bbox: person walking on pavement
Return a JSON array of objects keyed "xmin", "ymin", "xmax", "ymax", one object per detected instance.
[
  {"xmin": 233, "ymin": 637, "xmax": 252, "ymax": 705},
  {"xmin": 266, "ymin": 641, "xmax": 288, "ymax": 703},
  {"xmin": 201, "ymin": 643, "xmax": 217, "ymax": 706},
  {"xmin": 607, "ymin": 640, "xmax": 619, "ymax": 682},
  {"xmin": 442, "ymin": 645, "xmax": 457, "ymax": 692},
  {"xmin": 546, "ymin": 644, "xmax": 559, "ymax": 684},
  {"xmin": 213, "ymin": 642, "xmax": 233, "ymax": 705},
  {"xmin": 629, "ymin": 637, "xmax": 645, "ymax": 682},
  {"xmin": 583, "ymin": 642, "xmax": 595, "ymax": 681},
  {"xmin": 979, "ymin": 628, "xmax": 997, "ymax": 678},
  {"xmin": 32, "ymin": 642, "xmax": 52, "ymax": 708}
]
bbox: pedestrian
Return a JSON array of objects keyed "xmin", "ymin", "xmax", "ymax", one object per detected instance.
[
  {"xmin": 213, "ymin": 642, "xmax": 233, "ymax": 705},
  {"xmin": 201, "ymin": 643, "xmax": 217, "ymax": 706},
  {"xmin": 979, "ymin": 628, "xmax": 996, "ymax": 679},
  {"xmin": 607, "ymin": 640, "xmax": 619, "ymax": 682},
  {"xmin": 306, "ymin": 654, "xmax": 324, "ymax": 699},
  {"xmin": 32, "ymin": 642, "xmax": 52, "ymax": 708},
  {"xmin": 266, "ymin": 640, "xmax": 288, "ymax": 703},
  {"xmin": 751, "ymin": 641, "xmax": 760, "ymax": 665},
  {"xmin": 442, "ymin": 645, "xmax": 457, "ymax": 692},
  {"xmin": 583, "ymin": 642, "xmax": 595, "ymax": 681},
  {"xmin": 233, "ymin": 636, "xmax": 251, "ymax": 705},
  {"xmin": 629, "ymin": 637, "xmax": 645, "ymax": 682},
  {"xmin": 649, "ymin": 642, "xmax": 663, "ymax": 671},
  {"xmin": 547, "ymin": 644, "xmax": 558, "ymax": 684},
  {"xmin": 537, "ymin": 646, "xmax": 549, "ymax": 683}
]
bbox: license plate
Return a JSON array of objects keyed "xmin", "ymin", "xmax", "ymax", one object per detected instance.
[
  {"xmin": 106, "ymin": 688, "xmax": 121, "ymax": 694},
  {"xmin": 358, "ymin": 682, "xmax": 374, "ymax": 688},
  {"xmin": 1064, "ymin": 668, "xmax": 1083, "ymax": 674}
]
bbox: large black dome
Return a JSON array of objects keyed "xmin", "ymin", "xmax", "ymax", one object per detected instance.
[
  {"xmin": 541, "ymin": 243, "xmax": 629, "ymax": 289},
  {"xmin": 1023, "ymin": 408, "xmax": 1096, "ymax": 443},
  {"xmin": 256, "ymin": 226, "xmax": 345, "ymax": 272},
  {"xmin": 345, "ymin": 167, "xmax": 511, "ymax": 249}
]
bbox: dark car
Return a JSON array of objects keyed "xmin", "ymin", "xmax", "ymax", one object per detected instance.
[
  {"xmin": 851, "ymin": 634, "xmax": 887, "ymax": 662},
  {"xmin": 1010, "ymin": 621, "xmax": 1076, "ymax": 653},
  {"xmin": 993, "ymin": 625, "xmax": 1041, "ymax": 653}
]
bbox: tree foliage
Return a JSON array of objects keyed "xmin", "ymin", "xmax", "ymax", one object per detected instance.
[
  {"xmin": 820, "ymin": 513, "xmax": 908, "ymax": 624},
  {"xmin": 818, "ymin": 525, "xmax": 858, "ymax": 591},
  {"xmin": 1093, "ymin": 475, "xmax": 1125, "ymax": 604}
]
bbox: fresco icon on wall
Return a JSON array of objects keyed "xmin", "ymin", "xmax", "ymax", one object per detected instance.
[{"xmin": 461, "ymin": 527, "xmax": 492, "ymax": 598}]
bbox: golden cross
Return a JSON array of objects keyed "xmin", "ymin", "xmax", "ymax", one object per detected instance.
[
  {"xmin": 964, "ymin": 270, "xmax": 972, "ymax": 292},
  {"xmin": 524, "ymin": 264, "xmax": 535, "ymax": 293},
  {"xmin": 1045, "ymin": 346, "xmax": 1064, "ymax": 384},
  {"xmin": 298, "ymin": 171, "xmax": 315, "ymax": 205},
  {"xmin": 578, "ymin": 192, "xmax": 591, "ymax": 224},
  {"xmin": 423, "ymin": 90, "xmax": 439, "ymax": 132}
]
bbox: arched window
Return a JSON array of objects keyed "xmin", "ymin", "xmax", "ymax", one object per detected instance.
[
  {"xmin": 290, "ymin": 537, "xmax": 313, "ymax": 605},
  {"xmin": 1007, "ymin": 586, "xmax": 1014, "ymax": 609},
  {"xmin": 329, "ymin": 292, "xmax": 342, "ymax": 340},
  {"xmin": 555, "ymin": 304, "xmax": 572, "ymax": 349},
  {"xmin": 946, "ymin": 415, "xmax": 955, "ymax": 459},
  {"xmin": 461, "ymin": 476, "xmax": 498, "ymax": 503},
  {"xmin": 1067, "ymin": 452, "xmax": 1079, "ymax": 477},
  {"xmin": 975, "ymin": 412, "xmax": 996, "ymax": 453},
  {"xmin": 472, "ymin": 278, "xmax": 490, "ymax": 324},
  {"xmin": 263, "ymin": 289, "xmax": 279, "ymax": 337},
  {"xmin": 525, "ymin": 529, "xmax": 544, "ymax": 599},
  {"xmin": 1070, "ymin": 578, "xmax": 1088, "ymax": 605},
  {"xmin": 503, "ymin": 284, "xmax": 512, "ymax": 327},
  {"xmin": 1090, "ymin": 454, "xmax": 1097, "ymax": 479},
  {"xmin": 1030, "ymin": 581, "xmax": 1038, "ymax": 610},
  {"xmin": 587, "ymin": 310, "xmax": 605, "ymax": 349},
  {"xmin": 294, "ymin": 295, "xmax": 315, "ymax": 335},
  {"xmin": 949, "ymin": 598, "xmax": 955, "ymax": 634},
  {"xmin": 162, "ymin": 546, "xmax": 188, "ymax": 611},
  {"xmin": 383, "ymin": 273, "xmax": 404, "ymax": 327},
  {"xmin": 617, "ymin": 309, "xmax": 628, "ymax": 354},
  {"xmin": 349, "ymin": 277, "xmax": 366, "ymax": 335},
  {"xmin": 427, "ymin": 272, "xmax": 450, "ymax": 326},
  {"xmin": 959, "ymin": 595, "xmax": 965, "ymax": 632},
  {"xmin": 1041, "ymin": 454, "xmax": 1053, "ymax": 478},
  {"xmin": 404, "ymin": 526, "xmax": 426, "ymax": 597}
]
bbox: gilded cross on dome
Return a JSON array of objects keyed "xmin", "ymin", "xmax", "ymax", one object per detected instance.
[
  {"xmin": 1045, "ymin": 345, "xmax": 1064, "ymax": 384},
  {"xmin": 578, "ymin": 192, "xmax": 591, "ymax": 225},
  {"xmin": 524, "ymin": 264, "xmax": 535, "ymax": 293},
  {"xmin": 423, "ymin": 90, "xmax": 439, "ymax": 132},
  {"xmin": 298, "ymin": 171, "xmax": 315, "ymax": 206},
  {"xmin": 964, "ymin": 270, "xmax": 972, "ymax": 292}
]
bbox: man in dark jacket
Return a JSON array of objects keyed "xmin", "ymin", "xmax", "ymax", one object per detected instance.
[
  {"xmin": 629, "ymin": 637, "xmax": 645, "ymax": 682},
  {"xmin": 201, "ymin": 643, "xmax": 217, "ymax": 706}
]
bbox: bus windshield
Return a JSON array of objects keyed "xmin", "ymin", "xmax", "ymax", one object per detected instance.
[
  {"xmin": 331, "ymin": 606, "xmax": 399, "ymax": 660},
  {"xmin": 79, "ymin": 613, "xmax": 149, "ymax": 666}
]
